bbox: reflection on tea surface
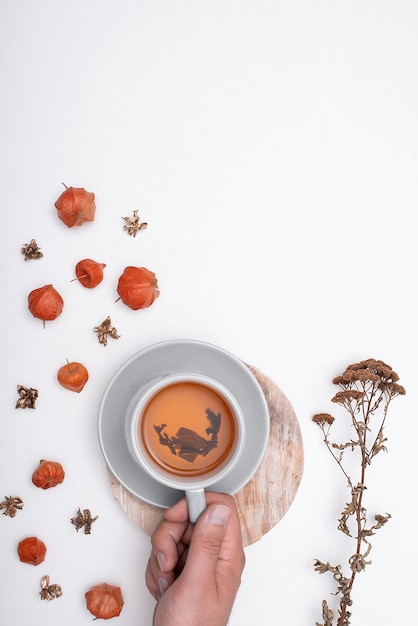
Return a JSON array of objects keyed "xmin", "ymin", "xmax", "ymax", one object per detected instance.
[{"xmin": 140, "ymin": 381, "xmax": 236, "ymax": 476}]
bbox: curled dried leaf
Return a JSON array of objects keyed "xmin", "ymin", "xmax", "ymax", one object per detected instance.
[
  {"xmin": 0, "ymin": 496, "xmax": 24, "ymax": 517},
  {"xmin": 21, "ymin": 239, "xmax": 43, "ymax": 261},
  {"xmin": 71, "ymin": 508, "xmax": 98, "ymax": 534},
  {"xmin": 94, "ymin": 316, "xmax": 120, "ymax": 346},
  {"xmin": 16, "ymin": 385, "xmax": 38, "ymax": 409},
  {"xmin": 40, "ymin": 575, "xmax": 62, "ymax": 600},
  {"xmin": 122, "ymin": 210, "xmax": 148, "ymax": 237}
]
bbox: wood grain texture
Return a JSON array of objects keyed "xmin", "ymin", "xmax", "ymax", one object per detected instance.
[{"xmin": 108, "ymin": 365, "xmax": 304, "ymax": 546}]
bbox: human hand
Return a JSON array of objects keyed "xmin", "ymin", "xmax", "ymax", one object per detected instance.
[{"xmin": 146, "ymin": 492, "xmax": 245, "ymax": 626}]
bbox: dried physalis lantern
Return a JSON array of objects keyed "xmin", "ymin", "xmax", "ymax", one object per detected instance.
[
  {"xmin": 32, "ymin": 459, "xmax": 65, "ymax": 490},
  {"xmin": 116, "ymin": 266, "xmax": 159, "ymax": 310},
  {"xmin": 28, "ymin": 284, "xmax": 64, "ymax": 327},
  {"xmin": 85, "ymin": 583, "xmax": 124, "ymax": 620},
  {"xmin": 72, "ymin": 258, "xmax": 106, "ymax": 288},
  {"xmin": 17, "ymin": 536, "xmax": 47, "ymax": 566},
  {"xmin": 57, "ymin": 361, "xmax": 89, "ymax": 393},
  {"xmin": 55, "ymin": 184, "xmax": 96, "ymax": 227}
]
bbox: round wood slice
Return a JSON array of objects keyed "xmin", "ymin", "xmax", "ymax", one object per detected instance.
[{"xmin": 107, "ymin": 365, "xmax": 304, "ymax": 546}]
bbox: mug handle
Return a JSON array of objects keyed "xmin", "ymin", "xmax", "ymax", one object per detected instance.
[{"xmin": 186, "ymin": 488, "xmax": 207, "ymax": 523}]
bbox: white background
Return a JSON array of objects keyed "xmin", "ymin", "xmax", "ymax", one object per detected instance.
[{"xmin": 1, "ymin": 1, "xmax": 417, "ymax": 624}]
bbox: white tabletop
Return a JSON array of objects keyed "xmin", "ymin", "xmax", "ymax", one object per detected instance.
[{"xmin": 1, "ymin": 1, "xmax": 417, "ymax": 624}]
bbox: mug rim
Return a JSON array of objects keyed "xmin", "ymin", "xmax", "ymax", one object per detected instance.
[{"xmin": 130, "ymin": 372, "xmax": 246, "ymax": 491}]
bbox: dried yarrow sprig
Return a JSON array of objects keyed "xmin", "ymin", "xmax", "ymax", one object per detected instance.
[{"xmin": 312, "ymin": 359, "xmax": 405, "ymax": 626}]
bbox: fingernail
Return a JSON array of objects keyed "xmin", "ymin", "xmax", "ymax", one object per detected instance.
[
  {"xmin": 208, "ymin": 504, "xmax": 231, "ymax": 526},
  {"xmin": 157, "ymin": 551, "xmax": 166, "ymax": 571},
  {"xmin": 158, "ymin": 577, "xmax": 169, "ymax": 595}
]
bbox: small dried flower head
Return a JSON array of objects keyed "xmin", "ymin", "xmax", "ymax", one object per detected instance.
[
  {"xmin": 334, "ymin": 358, "xmax": 402, "ymax": 389},
  {"xmin": 331, "ymin": 390, "xmax": 366, "ymax": 405},
  {"xmin": 312, "ymin": 413, "xmax": 335, "ymax": 426},
  {"xmin": 380, "ymin": 381, "xmax": 406, "ymax": 397}
]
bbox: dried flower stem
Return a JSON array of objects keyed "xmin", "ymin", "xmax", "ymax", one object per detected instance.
[{"xmin": 312, "ymin": 359, "xmax": 405, "ymax": 626}]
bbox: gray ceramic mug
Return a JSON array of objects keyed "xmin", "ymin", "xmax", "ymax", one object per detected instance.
[{"xmin": 130, "ymin": 373, "xmax": 246, "ymax": 522}]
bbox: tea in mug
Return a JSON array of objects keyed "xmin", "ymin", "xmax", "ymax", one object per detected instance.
[{"xmin": 139, "ymin": 380, "xmax": 236, "ymax": 477}]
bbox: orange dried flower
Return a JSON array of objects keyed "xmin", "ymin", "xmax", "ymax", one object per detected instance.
[
  {"xmin": 85, "ymin": 583, "xmax": 124, "ymax": 620},
  {"xmin": 73, "ymin": 258, "xmax": 106, "ymax": 288},
  {"xmin": 116, "ymin": 266, "xmax": 159, "ymax": 310},
  {"xmin": 28, "ymin": 284, "xmax": 64, "ymax": 326},
  {"xmin": 57, "ymin": 361, "xmax": 89, "ymax": 393},
  {"xmin": 17, "ymin": 536, "xmax": 47, "ymax": 566},
  {"xmin": 32, "ymin": 459, "xmax": 65, "ymax": 489},
  {"xmin": 55, "ymin": 185, "xmax": 96, "ymax": 227}
]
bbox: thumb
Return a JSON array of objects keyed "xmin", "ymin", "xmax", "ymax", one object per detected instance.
[{"xmin": 183, "ymin": 503, "xmax": 231, "ymax": 581}]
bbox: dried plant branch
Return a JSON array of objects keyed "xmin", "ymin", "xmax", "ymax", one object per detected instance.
[{"xmin": 312, "ymin": 358, "xmax": 405, "ymax": 626}]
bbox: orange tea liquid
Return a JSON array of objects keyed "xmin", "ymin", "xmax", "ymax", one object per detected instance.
[{"xmin": 139, "ymin": 381, "xmax": 236, "ymax": 477}]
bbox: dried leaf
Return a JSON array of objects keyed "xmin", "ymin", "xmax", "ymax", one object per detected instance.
[
  {"xmin": 94, "ymin": 316, "xmax": 120, "ymax": 346},
  {"xmin": 21, "ymin": 239, "xmax": 43, "ymax": 261},
  {"xmin": 0, "ymin": 496, "xmax": 24, "ymax": 517},
  {"xmin": 122, "ymin": 210, "xmax": 148, "ymax": 237},
  {"xmin": 15, "ymin": 385, "xmax": 38, "ymax": 409}
]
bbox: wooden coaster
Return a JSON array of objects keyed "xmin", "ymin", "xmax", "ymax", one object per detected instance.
[{"xmin": 107, "ymin": 365, "xmax": 304, "ymax": 546}]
